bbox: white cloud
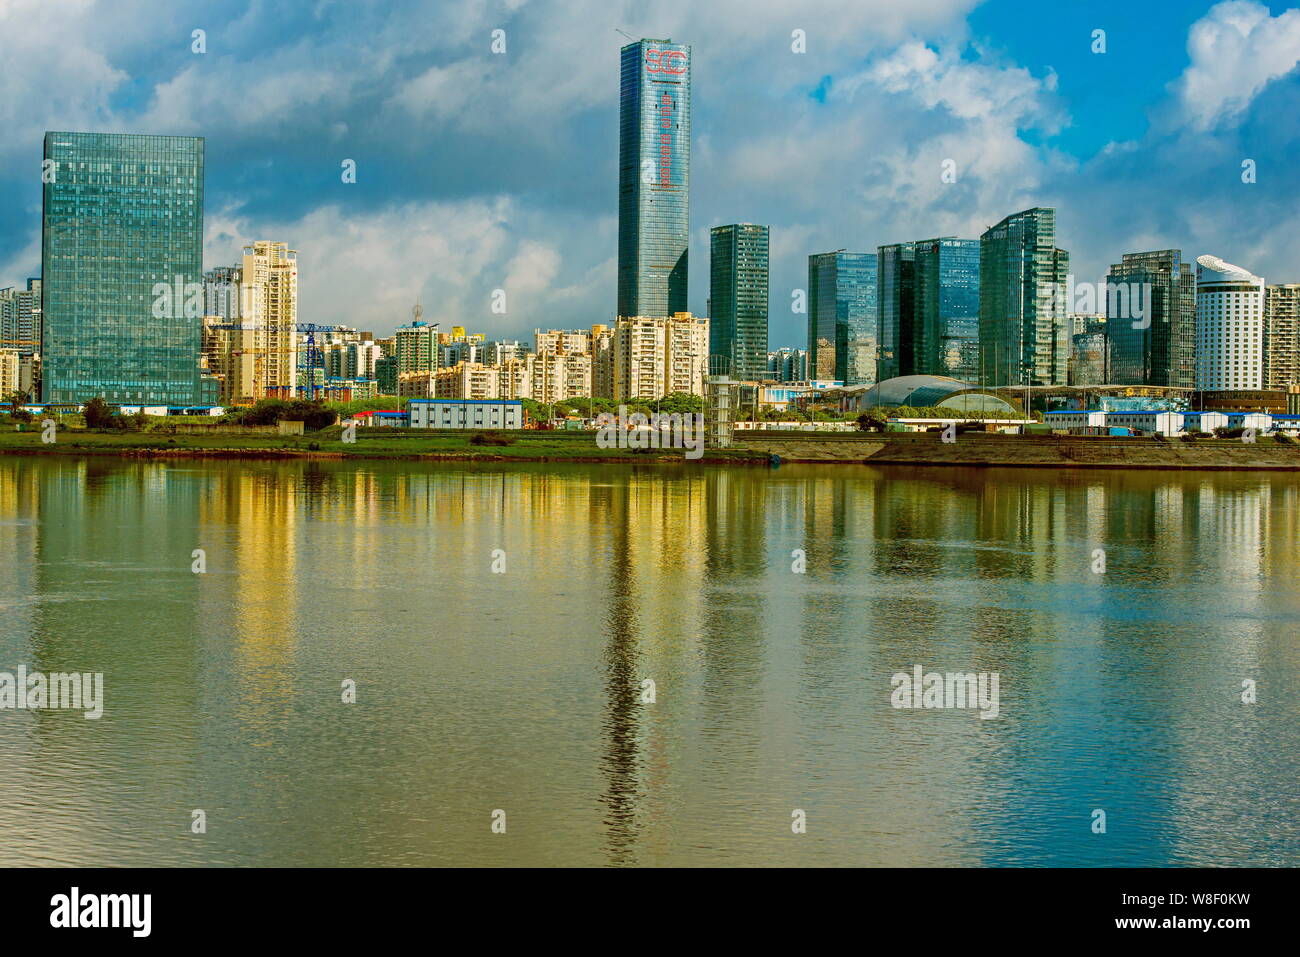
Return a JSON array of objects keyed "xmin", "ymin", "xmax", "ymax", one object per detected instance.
[
  {"xmin": 1174, "ymin": 0, "xmax": 1300, "ymax": 131},
  {"xmin": 202, "ymin": 197, "xmax": 611, "ymax": 337}
]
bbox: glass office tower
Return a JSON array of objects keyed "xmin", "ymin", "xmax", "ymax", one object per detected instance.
[
  {"xmin": 1104, "ymin": 249, "xmax": 1195, "ymax": 388},
  {"xmin": 710, "ymin": 224, "xmax": 769, "ymax": 382},
  {"xmin": 42, "ymin": 132, "xmax": 205, "ymax": 404},
  {"xmin": 808, "ymin": 251, "xmax": 875, "ymax": 384},
  {"xmin": 876, "ymin": 242, "xmax": 916, "ymax": 382},
  {"xmin": 914, "ymin": 238, "xmax": 980, "ymax": 381},
  {"xmin": 618, "ymin": 39, "xmax": 690, "ymax": 318},
  {"xmin": 978, "ymin": 207, "xmax": 1070, "ymax": 387}
]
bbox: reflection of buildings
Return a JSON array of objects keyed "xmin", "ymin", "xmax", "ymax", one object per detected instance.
[{"xmin": 198, "ymin": 465, "xmax": 300, "ymax": 721}]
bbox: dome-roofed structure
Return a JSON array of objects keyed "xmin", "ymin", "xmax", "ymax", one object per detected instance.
[{"xmin": 853, "ymin": 375, "xmax": 1020, "ymax": 416}]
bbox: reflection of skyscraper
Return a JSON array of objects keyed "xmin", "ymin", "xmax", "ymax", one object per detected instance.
[
  {"xmin": 618, "ymin": 40, "xmax": 690, "ymax": 319},
  {"xmin": 808, "ymin": 251, "xmax": 875, "ymax": 384},
  {"xmin": 710, "ymin": 224, "xmax": 768, "ymax": 381},
  {"xmin": 42, "ymin": 132, "xmax": 205, "ymax": 404}
]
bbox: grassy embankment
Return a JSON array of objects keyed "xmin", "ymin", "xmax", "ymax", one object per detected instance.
[{"xmin": 0, "ymin": 424, "xmax": 768, "ymax": 464}]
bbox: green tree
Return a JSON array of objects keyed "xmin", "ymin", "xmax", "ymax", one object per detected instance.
[
  {"xmin": 6, "ymin": 391, "xmax": 32, "ymax": 424},
  {"xmin": 82, "ymin": 397, "xmax": 118, "ymax": 430}
]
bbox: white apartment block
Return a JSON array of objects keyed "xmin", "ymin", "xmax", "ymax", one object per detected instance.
[{"xmin": 1196, "ymin": 255, "xmax": 1265, "ymax": 392}]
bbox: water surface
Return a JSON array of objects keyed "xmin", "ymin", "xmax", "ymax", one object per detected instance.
[{"xmin": 0, "ymin": 457, "xmax": 1295, "ymax": 866}]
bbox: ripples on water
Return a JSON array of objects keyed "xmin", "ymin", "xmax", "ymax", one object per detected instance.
[{"xmin": 0, "ymin": 458, "xmax": 1295, "ymax": 866}]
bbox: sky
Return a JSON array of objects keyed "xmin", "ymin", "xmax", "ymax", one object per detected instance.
[{"xmin": 1, "ymin": 0, "xmax": 1298, "ymax": 348}]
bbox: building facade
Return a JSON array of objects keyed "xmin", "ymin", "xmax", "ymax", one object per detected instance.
[
  {"xmin": 978, "ymin": 207, "xmax": 1070, "ymax": 387},
  {"xmin": 1104, "ymin": 249, "xmax": 1195, "ymax": 388},
  {"xmin": 409, "ymin": 399, "xmax": 523, "ymax": 430},
  {"xmin": 767, "ymin": 348, "xmax": 809, "ymax": 382},
  {"xmin": 1195, "ymin": 255, "xmax": 1265, "ymax": 392},
  {"xmin": 808, "ymin": 251, "xmax": 875, "ymax": 385},
  {"xmin": 395, "ymin": 319, "xmax": 437, "ymax": 376},
  {"xmin": 611, "ymin": 313, "xmax": 708, "ymax": 401},
  {"xmin": 42, "ymin": 132, "xmax": 204, "ymax": 403},
  {"xmin": 913, "ymin": 238, "xmax": 980, "ymax": 382},
  {"xmin": 1264, "ymin": 284, "xmax": 1300, "ymax": 390},
  {"xmin": 618, "ymin": 39, "xmax": 691, "ymax": 318},
  {"xmin": 709, "ymin": 223, "xmax": 769, "ymax": 381},
  {"xmin": 1070, "ymin": 315, "xmax": 1109, "ymax": 386},
  {"xmin": 876, "ymin": 242, "xmax": 916, "ymax": 383},
  {"xmin": 0, "ymin": 279, "xmax": 41, "ymax": 358}
]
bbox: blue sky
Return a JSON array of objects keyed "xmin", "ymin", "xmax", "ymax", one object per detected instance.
[{"xmin": 1, "ymin": 0, "xmax": 1298, "ymax": 347}]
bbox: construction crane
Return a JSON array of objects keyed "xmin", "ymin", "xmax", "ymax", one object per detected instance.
[{"xmin": 207, "ymin": 322, "xmax": 342, "ymax": 400}]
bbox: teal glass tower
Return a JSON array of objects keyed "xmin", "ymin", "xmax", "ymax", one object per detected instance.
[
  {"xmin": 978, "ymin": 207, "xmax": 1070, "ymax": 387},
  {"xmin": 914, "ymin": 238, "xmax": 980, "ymax": 381},
  {"xmin": 710, "ymin": 224, "xmax": 769, "ymax": 381},
  {"xmin": 618, "ymin": 39, "xmax": 690, "ymax": 318},
  {"xmin": 42, "ymin": 132, "xmax": 205, "ymax": 404},
  {"xmin": 808, "ymin": 251, "xmax": 876, "ymax": 384}
]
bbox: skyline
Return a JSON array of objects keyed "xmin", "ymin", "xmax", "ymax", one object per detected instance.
[{"xmin": 1, "ymin": 0, "xmax": 1299, "ymax": 351}]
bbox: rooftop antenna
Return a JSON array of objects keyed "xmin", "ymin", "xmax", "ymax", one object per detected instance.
[
  {"xmin": 413, "ymin": 300, "xmax": 423, "ymax": 323},
  {"xmin": 615, "ymin": 28, "xmax": 635, "ymax": 41}
]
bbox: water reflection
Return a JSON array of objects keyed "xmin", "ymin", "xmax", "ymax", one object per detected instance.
[{"xmin": 0, "ymin": 457, "xmax": 1295, "ymax": 866}]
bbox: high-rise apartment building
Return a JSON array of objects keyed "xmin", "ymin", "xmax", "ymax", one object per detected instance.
[
  {"xmin": 1264, "ymin": 284, "xmax": 1300, "ymax": 389},
  {"xmin": 0, "ymin": 279, "xmax": 42, "ymax": 358},
  {"xmin": 395, "ymin": 319, "xmax": 437, "ymax": 375},
  {"xmin": 42, "ymin": 132, "xmax": 204, "ymax": 403},
  {"xmin": 808, "ymin": 251, "xmax": 875, "ymax": 384},
  {"xmin": 1104, "ymin": 249, "xmax": 1195, "ymax": 388},
  {"xmin": 709, "ymin": 224, "xmax": 769, "ymax": 381},
  {"xmin": 618, "ymin": 39, "xmax": 691, "ymax": 318},
  {"xmin": 611, "ymin": 313, "xmax": 708, "ymax": 401},
  {"xmin": 1196, "ymin": 255, "xmax": 1265, "ymax": 391},
  {"xmin": 237, "ymin": 241, "xmax": 298, "ymax": 399},
  {"xmin": 978, "ymin": 207, "xmax": 1070, "ymax": 387}
]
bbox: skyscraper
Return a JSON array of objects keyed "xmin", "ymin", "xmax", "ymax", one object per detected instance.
[
  {"xmin": 978, "ymin": 207, "xmax": 1070, "ymax": 387},
  {"xmin": 710, "ymin": 224, "xmax": 769, "ymax": 381},
  {"xmin": 1104, "ymin": 249, "xmax": 1195, "ymax": 388},
  {"xmin": 1196, "ymin": 255, "xmax": 1265, "ymax": 392},
  {"xmin": 618, "ymin": 39, "xmax": 690, "ymax": 318},
  {"xmin": 876, "ymin": 242, "xmax": 916, "ymax": 382},
  {"xmin": 42, "ymin": 132, "xmax": 204, "ymax": 404},
  {"xmin": 807, "ymin": 251, "xmax": 875, "ymax": 384},
  {"xmin": 914, "ymin": 238, "xmax": 980, "ymax": 381}
]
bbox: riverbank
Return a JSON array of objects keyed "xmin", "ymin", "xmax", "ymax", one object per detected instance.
[
  {"xmin": 736, "ymin": 431, "xmax": 1300, "ymax": 469},
  {"xmin": 0, "ymin": 427, "xmax": 768, "ymax": 464},
  {"xmin": 3, "ymin": 427, "xmax": 1300, "ymax": 469}
]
